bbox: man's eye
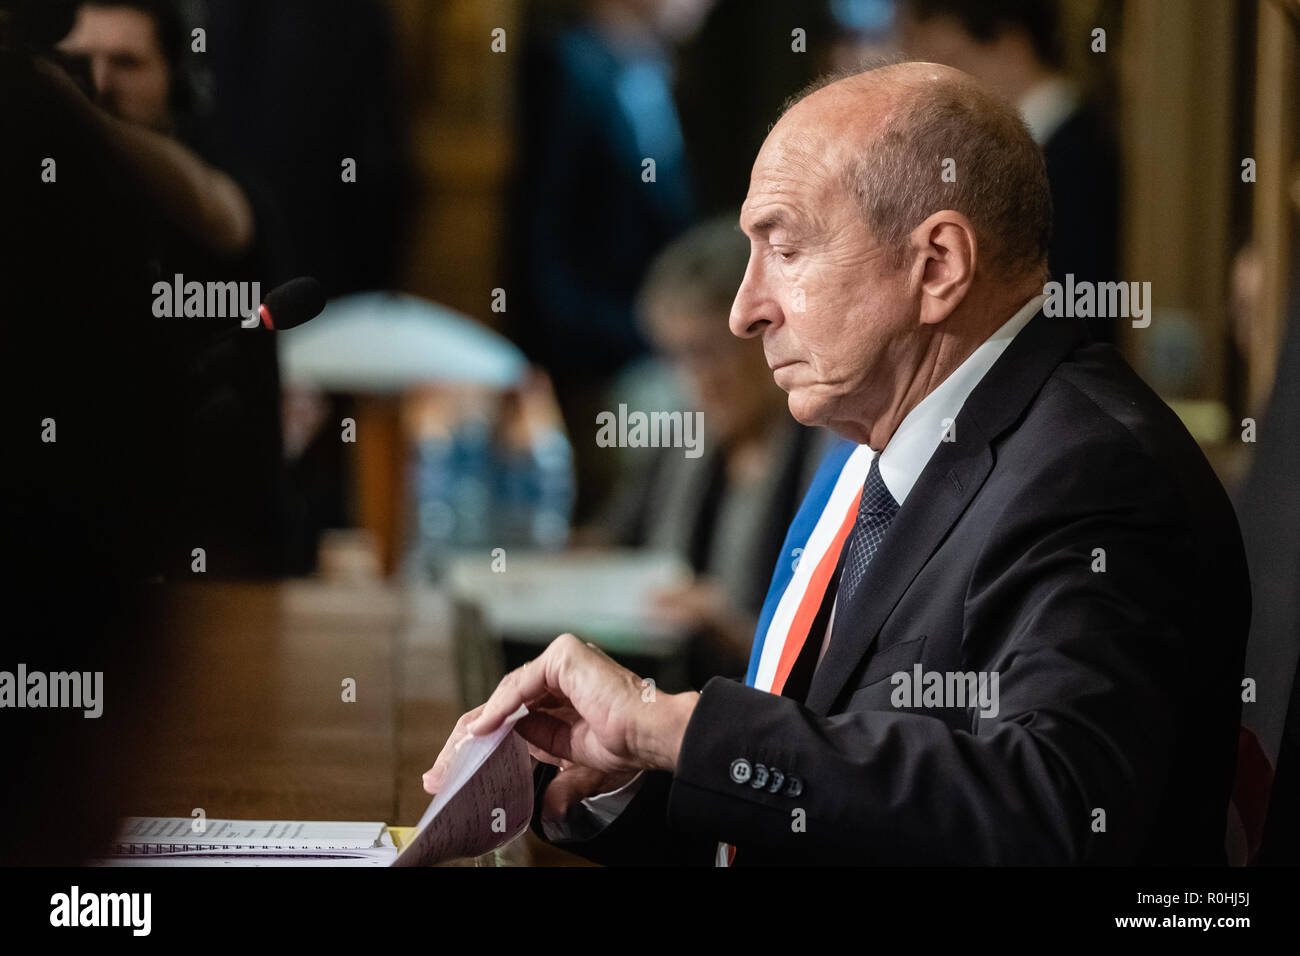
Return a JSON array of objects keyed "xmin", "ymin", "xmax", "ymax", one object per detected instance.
[{"xmin": 777, "ymin": 250, "xmax": 795, "ymax": 262}]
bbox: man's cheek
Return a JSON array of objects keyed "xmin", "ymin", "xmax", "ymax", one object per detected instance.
[{"xmin": 784, "ymin": 268, "xmax": 812, "ymax": 313}]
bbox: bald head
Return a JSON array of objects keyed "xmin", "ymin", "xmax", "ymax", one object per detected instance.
[
  {"xmin": 770, "ymin": 61, "xmax": 1051, "ymax": 279},
  {"xmin": 732, "ymin": 61, "xmax": 1053, "ymax": 447}
]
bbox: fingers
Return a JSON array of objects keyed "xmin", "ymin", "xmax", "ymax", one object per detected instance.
[
  {"xmin": 514, "ymin": 710, "xmax": 577, "ymax": 765},
  {"xmin": 647, "ymin": 583, "xmax": 710, "ymax": 625},
  {"xmin": 646, "ymin": 585, "xmax": 682, "ymax": 607},
  {"xmin": 541, "ymin": 765, "xmax": 617, "ymax": 825},
  {"xmin": 424, "ymin": 634, "xmax": 586, "ymax": 794},
  {"xmin": 465, "ymin": 663, "xmax": 543, "ymax": 738},
  {"xmin": 422, "ymin": 703, "xmax": 484, "ymax": 794},
  {"xmin": 527, "ymin": 741, "xmax": 570, "ymax": 768},
  {"xmin": 468, "ymin": 633, "xmax": 583, "ymax": 736}
]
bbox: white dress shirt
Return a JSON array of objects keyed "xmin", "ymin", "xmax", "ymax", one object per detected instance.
[
  {"xmin": 816, "ymin": 292, "xmax": 1046, "ymax": 668},
  {"xmin": 542, "ymin": 293, "xmax": 1047, "ymax": 844}
]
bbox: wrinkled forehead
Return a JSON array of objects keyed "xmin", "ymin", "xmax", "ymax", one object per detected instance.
[
  {"xmin": 744, "ymin": 126, "xmax": 826, "ymax": 205},
  {"xmin": 741, "ymin": 84, "xmax": 893, "ymax": 234},
  {"xmin": 741, "ymin": 123, "xmax": 847, "ymax": 234}
]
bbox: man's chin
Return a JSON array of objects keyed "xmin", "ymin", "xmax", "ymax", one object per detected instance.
[{"xmin": 785, "ymin": 391, "xmax": 828, "ymax": 428}]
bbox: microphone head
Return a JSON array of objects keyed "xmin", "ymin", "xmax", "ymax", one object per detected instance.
[{"xmin": 260, "ymin": 277, "xmax": 326, "ymax": 331}]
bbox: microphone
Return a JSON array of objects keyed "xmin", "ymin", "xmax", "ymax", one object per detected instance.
[
  {"xmin": 256, "ymin": 277, "xmax": 326, "ymax": 331},
  {"xmin": 179, "ymin": 276, "xmax": 326, "ymax": 408}
]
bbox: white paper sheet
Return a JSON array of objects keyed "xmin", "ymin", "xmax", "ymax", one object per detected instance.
[
  {"xmin": 95, "ymin": 822, "xmax": 397, "ymax": 866},
  {"xmin": 393, "ymin": 704, "xmax": 533, "ymax": 866},
  {"xmin": 113, "ymin": 817, "xmax": 387, "ymax": 850}
]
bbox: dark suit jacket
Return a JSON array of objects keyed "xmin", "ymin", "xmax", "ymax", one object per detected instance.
[
  {"xmin": 507, "ymin": 21, "xmax": 694, "ymax": 380},
  {"xmin": 534, "ymin": 310, "xmax": 1251, "ymax": 864}
]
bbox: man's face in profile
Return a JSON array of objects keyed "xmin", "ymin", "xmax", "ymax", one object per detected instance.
[
  {"xmin": 730, "ymin": 106, "xmax": 915, "ymax": 441},
  {"xmin": 58, "ymin": 5, "xmax": 171, "ymax": 131}
]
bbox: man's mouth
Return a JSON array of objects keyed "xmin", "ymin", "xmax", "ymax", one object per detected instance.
[{"xmin": 769, "ymin": 361, "xmax": 800, "ymax": 388}]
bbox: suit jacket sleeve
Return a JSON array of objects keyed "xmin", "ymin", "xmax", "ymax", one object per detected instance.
[
  {"xmin": 530, "ymin": 762, "xmax": 717, "ymax": 865},
  {"xmin": 665, "ymin": 448, "xmax": 1244, "ymax": 864}
]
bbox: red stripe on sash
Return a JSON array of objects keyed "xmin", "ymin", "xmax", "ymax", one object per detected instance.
[{"xmin": 770, "ymin": 485, "xmax": 862, "ymax": 695}]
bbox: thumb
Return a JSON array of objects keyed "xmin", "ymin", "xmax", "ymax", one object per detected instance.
[{"xmin": 541, "ymin": 765, "xmax": 616, "ymax": 825}]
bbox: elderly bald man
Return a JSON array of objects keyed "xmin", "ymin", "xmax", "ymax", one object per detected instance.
[{"xmin": 426, "ymin": 62, "xmax": 1250, "ymax": 865}]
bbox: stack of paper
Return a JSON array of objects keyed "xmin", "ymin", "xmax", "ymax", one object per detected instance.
[
  {"xmin": 96, "ymin": 818, "xmax": 397, "ymax": 867},
  {"xmin": 96, "ymin": 706, "xmax": 535, "ymax": 867}
]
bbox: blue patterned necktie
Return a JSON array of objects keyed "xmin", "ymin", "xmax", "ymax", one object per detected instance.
[
  {"xmin": 834, "ymin": 453, "xmax": 900, "ymax": 607},
  {"xmin": 723, "ymin": 452, "xmax": 899, "ymax": 866}
]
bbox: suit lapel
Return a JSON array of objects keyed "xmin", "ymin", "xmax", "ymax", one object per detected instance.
[{"xmin": 803, "ymin": 309, "xmax": 1089, "ymax": 716}]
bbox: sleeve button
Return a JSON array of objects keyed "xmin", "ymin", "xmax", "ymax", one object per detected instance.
[
  {"xmin": 729, "ymin": 757, "xmax": 752, "ymax": 784},
  {"xmin": 767, "ymin": 768, "xmax": 785, "ymax": 793}
]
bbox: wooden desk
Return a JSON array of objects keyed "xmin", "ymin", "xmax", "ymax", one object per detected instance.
[{"xmin": 139, "ymin": 578, "xmax": 588, "ymax": 865}]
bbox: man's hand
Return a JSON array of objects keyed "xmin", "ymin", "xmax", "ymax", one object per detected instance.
[
  {"xmin": 421, "ymin": 702, "xmax": 639, "ymax": 832},
  {"xmin": 650, "ymin": 577, "xmax": 757, "ymax": 659},
  {"xmin": 31, "ymin": 55, "xmax": 254, "ymax": 256},
  {"xmin": 421, "ymin": 702, "xmax": 487, "ymax": 795},
  {"xmin": 539, "ymin": 765, "xmax": 640, "ymax": 830},
  {"xmin": 461, "ymin": 633, "xmax": 699, "ymax": 777}
]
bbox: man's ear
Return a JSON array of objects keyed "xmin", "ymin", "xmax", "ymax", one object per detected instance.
[{"xmin": 908, "ymin": 210, "xmax": 977, "ymax": 325}]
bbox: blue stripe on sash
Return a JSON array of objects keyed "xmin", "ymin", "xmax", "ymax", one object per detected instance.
[{"xmin": 744, "ymin": 437, "xmax": 856, "ymax": 686}]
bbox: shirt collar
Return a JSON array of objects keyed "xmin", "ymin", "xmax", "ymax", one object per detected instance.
[{"xmin": 876, "ymin": 293, "xmax": 1046, "ymax": 506}]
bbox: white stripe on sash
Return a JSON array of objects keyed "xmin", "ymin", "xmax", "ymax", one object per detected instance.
[{"xmin": 752, "ymin": 444, "xmax": 875, "ymax": 692}]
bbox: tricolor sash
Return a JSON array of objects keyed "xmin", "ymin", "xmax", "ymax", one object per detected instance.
[
  {"xmin": 719, "ymin": 438, "xmax": 873, "ymax": 865},
  {"xmin": 748, "ymin": 438, "xmax": 874, "ymax": 693}
]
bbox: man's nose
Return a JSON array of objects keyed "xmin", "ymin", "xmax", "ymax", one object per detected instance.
[
  {"xmin": 729, "ymin": 264, "xmax": 779, "ymax": 339},
  {"xmin": 89, "ymin": 57, "xmax": 113, "ymax": 98}
]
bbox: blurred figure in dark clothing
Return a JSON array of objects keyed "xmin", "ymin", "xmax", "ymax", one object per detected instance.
[
  {"xmin": 0, "ymin": 0, "xmax": 191, "ymax": 862},
  {"xmin": 198, "ymin": 0, "xmax": 411, "ymax": 570},
  {"xmin": 509, "ymin": 0, "xmax": 709, "ymax": 521},
  {"xmin": 673, "ymin": 0, "xmax": 829, "ymax": 217},
  {"xmin": 1235, "ymin": 184, "xmax": 1300, "ymax": 863},
  {"xmin": 59, "ymin": 1, "xmax": 257, "ymax": 252},
  {"xmin": 899, "ymin": 0, "xmax": 1121, "ymax": 344},
  {"xmin": 200, "ymin": 0, "xmax": 410, "ymax": 299},
  {"xmin": 61, "ymin": 0, "xmax": 290, "ymax": 577}
]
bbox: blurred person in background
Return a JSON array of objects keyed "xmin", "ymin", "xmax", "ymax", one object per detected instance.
[
  {"xmin": 588, "ymin": 217, "xmax": 830, "ymax": 686},
  {"xmin": 199, "ymin": 0, "xmax": 410, "ymax": 299},
  {"xmin": 0, "ymin": 0, "xmax": 204, "ymax": 862},
  {"xmin": 1233, "ymin": 169, "xmax": 1300, "ymax": 864},
  {"xmin": 508, "ymin": 0, "xmax": 714, "ymax": 522},
  {"xmin": 60, "ymin": 0, "xmax": 291, "ymax": 577},
  {"xmin": 672, "ymin": 0, "xmax": 829, "ymax": 216},
  {"xmin": 898, "ymin": 0, "xmax": 1121, "ymax": 344},
  {"xmin": 57, "ymin": 0, "xmax": 262, "ymax": 256},
  {"xmin": 199, "ymin": 0, "xmax": 413, "ymax": 573}
]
